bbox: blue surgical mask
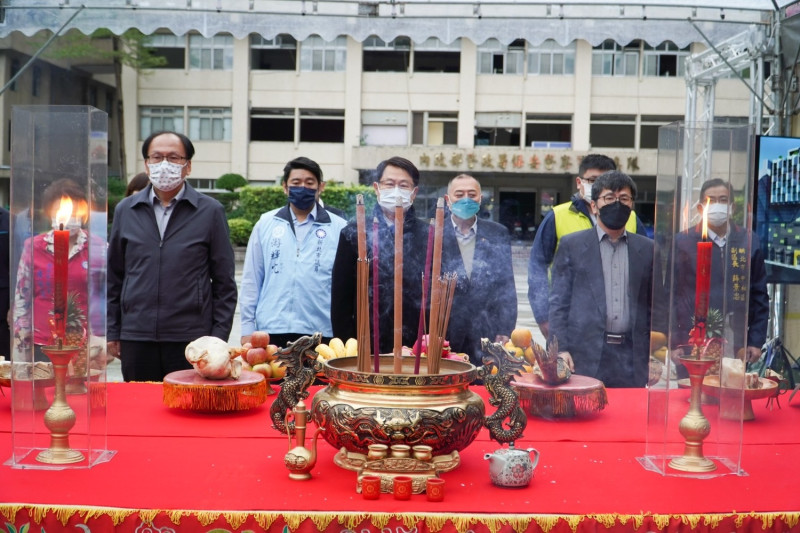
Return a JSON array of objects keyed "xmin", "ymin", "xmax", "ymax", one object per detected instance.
[
  {"xmin": 288, "ymin": 186, "xmax": 317, "ymax": 210},
  {"xmin": 450, "ymin": 198, "xmax": 480, "ymax": 220}
]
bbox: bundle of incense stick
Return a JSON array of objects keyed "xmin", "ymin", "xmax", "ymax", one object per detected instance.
[
  {"xmin": 426, "ymin": 273, "xmax": 457, "ymax": 375},
  {"xmin": 426, "ymin": 198, "xmax": 445, "ymax": 375},
  {"xmin": 355, "ymin": 195, "xmax": 371, "ymax": 372},
  {"xmin": 393, "ymin": 195, "xmax": 404, "ymax": 374}
]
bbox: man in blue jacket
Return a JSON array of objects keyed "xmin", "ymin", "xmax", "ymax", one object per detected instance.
[
  {"xmin": 107, "ymin": 131, "xmax": 237, "ymax": 381},
  {"xmin": 240, "ymin": 157, "xmax": 347, "ymax": 348}
]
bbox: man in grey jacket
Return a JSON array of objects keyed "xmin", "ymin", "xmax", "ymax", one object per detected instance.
[{"xmin": 107, "ymin": 131, "xmax": 237, "ymax": 381}]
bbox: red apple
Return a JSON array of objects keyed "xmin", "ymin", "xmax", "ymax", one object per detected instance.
[
  {"xmin": 242, "ymin": 342, "xmax": 253, "ymax": 351},
  {"xmin": 250, "ymin": 331, "xmax": 270, "ymax": 349},
  {"xmin": 251, "ymin": 363, "xmax": 272, "ymax": 379},
  {"xmin": 265, "ymin": 344, "xmax": 280, "ymax": 362},
  {"xmin": 246, "ymin": 347, "xmax": 268, "ymax": 366}
]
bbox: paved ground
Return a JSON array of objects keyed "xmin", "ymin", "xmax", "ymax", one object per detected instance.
[{"xmin": 107, "ymin": 243, "xmax": 543, "ymax": 381}]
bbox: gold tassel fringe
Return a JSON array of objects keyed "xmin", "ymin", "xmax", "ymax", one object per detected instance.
[
  {"xmin": 162, "ymin": 380, "xmax": 266, "ymax": 411},
  {"xmin": 519, "ymin": 386, "xmax": 608, "ymax": 418}
]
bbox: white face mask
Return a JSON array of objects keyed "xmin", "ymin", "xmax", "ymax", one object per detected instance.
[
  {"xmin": 147, "ymin": 160, "xmax": 186, "ymax": 192},
  {"xmin": 582, "ymin": 181, "xmax": 594, "ymax": 200},
  {"xmin": 705, "ymin": 203, "xmax": 729, "ymax": 227},
  {"xmin": 378, "ymin": 186, "xmax": 414, "ymax": 211}
]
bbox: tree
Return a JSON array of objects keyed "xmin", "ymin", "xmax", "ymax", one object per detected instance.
[{"xmin": 216, "ymin": 173, "xmax": 248, "ymax": 192}]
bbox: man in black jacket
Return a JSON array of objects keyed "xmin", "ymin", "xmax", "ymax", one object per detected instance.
[
  {"xmin": 331, "ymin": 157, "xmax": 428, "ymax": 355},
  {"xmin": 106, "ymin": 131, "xmax": 237, "ymax": 381},
  {"xmin": 442, "ymin": 174, "xmax": 517, "ymax": 365}
]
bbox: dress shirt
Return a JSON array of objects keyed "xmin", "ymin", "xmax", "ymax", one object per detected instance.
[
  {"xmin": 596, "ymin": 225, "xmax": 630, "ymax": 333},
  {"xmin": 150, "ymin": 185, "xmax": 186, "ymax": 239}
]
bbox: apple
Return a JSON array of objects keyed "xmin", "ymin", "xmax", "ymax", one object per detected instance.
[
  {"xmin": 250, "ymin": 331, "xmax": 270, "ymax": 349},
  {"xmin": 251, "ymin": 363, "xmax": 273, "ymax": 379},
  {"xmin": 269, "ymin": 360, "xmax": 286, "ymax": 380},
  {"xmin": 265, "ymin": 344, "xmax": 280, "ymax": 362},
  {"xmin": 242, "ymin": 342, "xmax": 253, "ymax": 351},
  {"xmin": 246, "ymin": 347, "xmax": 269, "ymax": 366}
]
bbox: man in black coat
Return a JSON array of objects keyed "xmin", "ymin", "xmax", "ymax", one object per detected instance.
[
  {"xmin": 441, "ymin": 174, "xmax": 517, "ymax": 366},
  {"xmin": 331, "ymin": 157, "xmax": 428, "ymax": 354}
]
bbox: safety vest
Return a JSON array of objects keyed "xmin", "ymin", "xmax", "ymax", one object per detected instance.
[{"xmin": 553, "ymin": 200, "xmax": 638, "ymax": 252}]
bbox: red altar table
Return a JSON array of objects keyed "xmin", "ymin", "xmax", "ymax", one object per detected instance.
[{"xmin": 0, "ymin": 382, "xmax": 798, "ymax": 532}]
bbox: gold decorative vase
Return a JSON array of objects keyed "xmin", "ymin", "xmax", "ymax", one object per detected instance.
[
  {"xmin": 36, "ymin": 345, "xmax": 85, "ymax": 464},
  {"xmin": 669, "ymin": 356, "xmax": 716, "ymax": 473},
  {"xmin": 311, "ymin": 356, "xmax": 485, "ymax": 457}
]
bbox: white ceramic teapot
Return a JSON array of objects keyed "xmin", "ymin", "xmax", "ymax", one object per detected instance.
[{"xmin": 484, "ymin": 445, "xmax": 540, "ymax": 487}]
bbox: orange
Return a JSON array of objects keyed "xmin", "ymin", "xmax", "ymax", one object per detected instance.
[{"xmin": 510, "ymin": 328, "xmax": 533, "ymax": 349}]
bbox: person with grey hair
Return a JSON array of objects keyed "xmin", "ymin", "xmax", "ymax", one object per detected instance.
[{"xmin": 548, "ymin": 170, "xmax": 658, "ymax": 387}]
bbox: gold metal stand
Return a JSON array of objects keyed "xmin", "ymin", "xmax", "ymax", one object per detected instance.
[
  {"xmin": 36, "ymin": 344, "xmax": 85, "ymax": 464},
  {"xmin": 669, "ymin": 357, "xmax": 716, "ymax": 472}
]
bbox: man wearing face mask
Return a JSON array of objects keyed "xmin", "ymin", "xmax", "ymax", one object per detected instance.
[
  {"xmin": 528, "ymin": 154, "xmax": 648, "ymax": 339},
  {"xmin": 107, "ymin": 131, "xmax": 237, "ymax": 381},
  {"xmin": 548, "ymin": 171, "xmax": 659, "ymax": 387},
  {"xmin": 331, "ymin": 156, "xmax": 429, "ymax": 353},
  {"xmin": 671, "ymin": 179, "xmax": 768, "ymax": 365},
  {"xmin": 441, "ymin": 174, "xmax": 517, "ymax": 365},
  {"xmin": 239, "ymin": 157, "xmax": 346, "ymax": 348}
]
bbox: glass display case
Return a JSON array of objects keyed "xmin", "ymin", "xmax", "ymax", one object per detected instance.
[
  {"xmin": 640, "ymin": 121, "xmax": 756, "ymax": 477},
  {"xmin": 6, "ymin": 106, "xmax": 114, "ymax": 469}
]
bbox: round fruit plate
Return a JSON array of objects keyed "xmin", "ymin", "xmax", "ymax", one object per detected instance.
[
  {"xmin": 512, "ymin": 373, "xmax": 607, "ymax": 419},
  {"xmin": 162, "ymin": 369, "xmax": 268, "ymax": 412},
  {"xmin": 701, "ymin": 375, "xmax": 778, "ymax": 421}
]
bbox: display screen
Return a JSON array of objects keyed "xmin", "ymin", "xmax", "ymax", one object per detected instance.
[{"xmin": 754, "ymin": 134, "xmax": 800, "ymax": 283}]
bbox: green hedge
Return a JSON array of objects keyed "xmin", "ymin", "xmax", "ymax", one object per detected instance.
[
  {"xmin": 227, "ymin": 218, "xmax": 254, "ymax": 246},
  {"xmin": 239, "ymin": 184, "xmax": 376, "ymax": 225}
]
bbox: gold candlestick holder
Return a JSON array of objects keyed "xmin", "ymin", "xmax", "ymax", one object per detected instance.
[
  {"xmin": 36, "ymin": 344, "xmax": 85, "ymax": 464},
  {"xmin": 668, "ymin": 356, "xmax": 716, "ymax": 473}
]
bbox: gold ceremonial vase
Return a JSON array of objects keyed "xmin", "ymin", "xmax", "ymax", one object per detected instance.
[
  {"xmin": 669, "ymin": 356, "xmax": 717, "ymax": 473},
  {"xmin": 312, "ymin": 356, "xmax": 485, "ymax": 456}
]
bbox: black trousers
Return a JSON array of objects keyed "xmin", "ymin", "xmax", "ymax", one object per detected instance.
[
  {"xmin": 595, "ymin": 338, "xmax": 638, "ymax": 388},
  {"xmin": 120, "ymin": 340, "xmax": 192, "ymax": 382}
]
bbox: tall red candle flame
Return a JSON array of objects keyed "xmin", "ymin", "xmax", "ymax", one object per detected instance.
[{"xmin": 53, "ymin": 195, "xmax": 73, "ymax": 344}]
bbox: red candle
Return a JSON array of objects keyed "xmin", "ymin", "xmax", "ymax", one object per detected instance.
[
  {"xmin": 693, "ymin": 199, "xmax": 712, "ymax": 348},
  {"xmin": 53, "ymin": 196, "xmax": 73, "ymax": 343}
]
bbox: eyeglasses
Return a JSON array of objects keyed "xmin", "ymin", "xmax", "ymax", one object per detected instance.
[
  {"xmin": 704, "ymin": 195, "xmax": 729, "ymax": 205},
  {"xmin": 147, "ymin": 154, "xmax": 187, "ymax": 165},
  {"xmin": 378, "ymin": 180, "xmax": 415, "ymax": 191},
  {"xmin": 581, "ymin": 177, "xmax": 597, "ymax": 184},
  {"xmin": 598, "ymin": 193, "xmax": 633, "ymax": 206}
]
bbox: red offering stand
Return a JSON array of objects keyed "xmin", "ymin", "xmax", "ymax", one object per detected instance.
[{"xmin": 163, "ymin": 369, "xmax": 267, "ymax": 412}]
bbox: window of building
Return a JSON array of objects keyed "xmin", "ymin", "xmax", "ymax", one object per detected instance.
[
  {"xmin": 643, "ymin": 41, "xmax": 689, "ymax": 77},
  {"xmin": 361, "ymin": 110, "xmax": 408, "ymax": 146},
  {"xmin": 149, "ymin": 33, "xmax": 186, "ymax": 69},
  {"xmin": 589, "ymin": 114, "xmax": 636, "ymax": 148},
  {"xmin": 528, "ymin": 40, "xmax": 575, "ymax": 75},
  {"xmin": 477, "ymin": 39, "xmax": 524, "ymax": 74},
  {"xmin": 189, "ymin": 107, "xmax": 232, "ymax": 141},
  {"xmin": 525, "ymin": 114, "xmax": 572, "ymax": 148},
  {"xmin": 474, "ymin": 112, "xmax": 521, "ymax": 146},
  {"xmin": 299, "ymin": 35, "xmax": 347, "ymax": 72},
  {"xmin": 88, "ymin": 86, "xmax": 98, "ymax": 107},
  {"xmin": 411, "ymin": 112, "xmax": 457, "ymax": 145},
  {"xmin": 640, "ymin": 115, "xmax": 682, "ymax": 149},
  {"xmin": 140, "ymin": 107, "xmax": 184, "ymax": 139},
  {"xmin": 592, "ymin": 40, "xmax": 639, "ymax": 76},
  {"xmin": 9, "ymin": 58, "xmax": 19, "ymax": 91},
  {"xmin": 31, "ymin": 66, "xmax": 41, "ymax": 97},
  {"xmin": 413, "ymin": 37, "xmax": 460, "ymax": 73},
  {"xmin": 250, "ymin": 34, "xmax": 297, "ymax": 70},
  {"xmin": 251, "ymin": 108, "xmax": 295, "ymax": 141},
  {"xmin": 363, "ymin": 35, "xmax": 410, "ymax": 72},
  {"xmin": 299, "ymin": 109, "xmax": 345, "ymax": 142},
  {"xmin": 189, "ymin": 34, "xmax": 233, "ymax": 70}
]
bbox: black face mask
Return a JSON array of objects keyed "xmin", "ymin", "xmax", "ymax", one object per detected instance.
[{"xmin": 598, "ymin": 202, "xmax": 631, "ymax": 230}]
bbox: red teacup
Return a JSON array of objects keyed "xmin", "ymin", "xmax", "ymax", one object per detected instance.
[
  {"xmin": 393, "ymin": 476, "xmax": 413, "ymax": 500},
  {"xmin": 426, "ymin": 477, "xmax": 445, "ymax": 502},
  {"xmin": 361, "ymin": 475, "xmax": 381, "ymax": 500}
]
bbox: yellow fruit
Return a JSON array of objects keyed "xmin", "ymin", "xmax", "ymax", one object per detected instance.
[
  {"xmin": 522, "ymin": 364, "xmax": 533, "ymax": 374},
  {"xmin": 504, "ymin": 341, "xmax": 523, "ymax": 359},
  {"xmin": 329, "ymin": 338, "xmax": 346, "ymax": 358},
  {"xmin": 315, "ymin": 344, "xmax": 336, "ymax": 360},
  {"xmin": 523, "ymin": 346, "xmax": 535, "ymax": 365},
  {"xmin": 650, "ymin": 331, "xmax": 667, "ymax": 353},
  {"xmin": 652, "ymin": 346, "xmax": 668, "ymax": 363},
  {"xmin": 269, "ymin": 360, "xmax": 287, "ymax": 380},
  {"xmin": 345, "ymin": 338, "xmax": 358, "ymax": 357},
  {"xmin": 510, "ymin": 328, "xmax": 533, "ymax": 349}
]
